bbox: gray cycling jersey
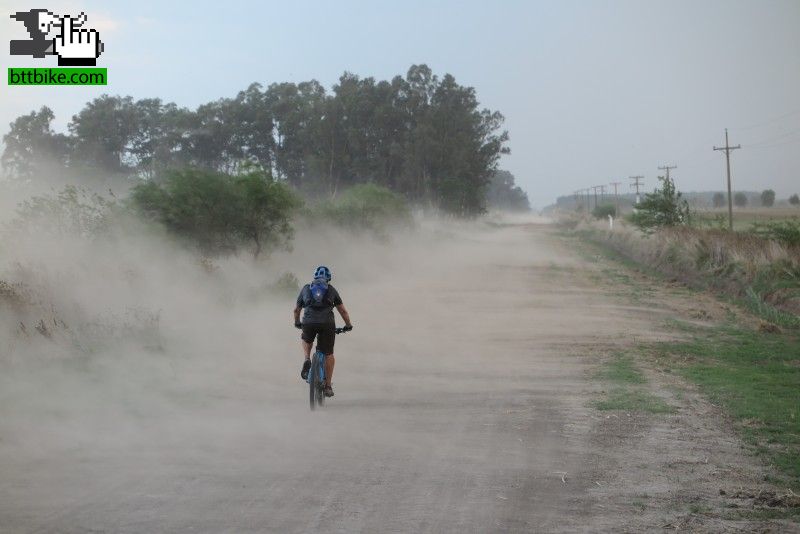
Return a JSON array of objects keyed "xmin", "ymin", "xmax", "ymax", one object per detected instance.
[{"xmin": 296, "ymin": 283, "xmax": 343, "ymax": 324}]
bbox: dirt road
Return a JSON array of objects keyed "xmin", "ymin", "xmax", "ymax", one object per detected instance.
[{"xmin": 0, "ymin": 220, "xmax": 786, "ymax": 532}]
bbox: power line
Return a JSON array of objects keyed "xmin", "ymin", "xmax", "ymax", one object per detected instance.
[
  {"xmin": 713, "ymin": 128, "xmax": 741, "ymax": 232},
  {"xmin": 731, "ymin": 108, "xmax": 800, "ymax": 131},
  {"xmin": 745, "ymin": 126, "xmax": 800, "ymax": 148},
  {"xmin": 748, "ymin": 138, "xmax": 800, "ymax": 150}
]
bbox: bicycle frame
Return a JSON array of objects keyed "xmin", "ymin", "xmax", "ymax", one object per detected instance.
[{"xmin": 305, "ymin": 326, "xmax": 348, "ymax": 410}]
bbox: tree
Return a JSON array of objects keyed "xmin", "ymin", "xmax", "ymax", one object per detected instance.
[
  {"xmin": 265, "ymin": 80, "xmax": 327, "ymax": 187},
  {"xmin": 68, "ymin": 95, "xmax": 140, "ymax": 174},
  {"xmin": 128, "ymin": 98, "xmax": 193, "ymax": 177},
  {"xmin": 131, "ymin": 168, "xmax": 299, "ymax": 257},
  {"xmin": 316, "ymin": 183, "xmax": 412, "ymax": 236},
  {"xmin": 628, "ymin": 175, "xmax": 691, "ymax": 232},
  {"xmin": 712, "ymin": 192, "xmax": 725, "ymax": 208},
  {"xmin": 790, "ymin": 194, "xmax": 800, "ymax": 206},
  {"xmin": 1, "ymin": 106, "xmax": 71, "ymax": 179},
  {"xmin": 760, "ymin": 189, "xmax": 775, "ymax": 207},
  {"xmin": 486, "ymin": 170, "xmax": 530, "ymax": 211},
  {"xmin": 234, "ymin": 167, "xmax": 300, "ymax": 258},
  {"xmin": 734, "ymin": 192, "xmax": 748, "ymax": 208},
  {"xmin": 3, "ymin": 65, "xmax": 510, "ymax": 216}
]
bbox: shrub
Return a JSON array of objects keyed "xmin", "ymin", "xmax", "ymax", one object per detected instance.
[
  {"xmin": 750, "ymin": 220, "xmax": 800, "ymax": 248},
  {"xmin": 627, "ymin": 175, "xmax": 691, "ymax": 233},
  {"xmin": 6, "ymin": 185, "xmax": 116, "ymax": 239},
  {"xmin": 312, "ymin": 183, "xmax": 412, "ymax": 236},
  {"xmin": 131, "ymin": 168, "xmax": 300, "ymax": 257},
  {"xmin": 592, "ymin": 204, "xmax": 616, "ymax": 219}
]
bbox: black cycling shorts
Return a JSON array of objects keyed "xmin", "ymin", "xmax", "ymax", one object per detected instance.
[{"xmin": 301, "ymin": 323, "xmax": 336, "ymax": 355}]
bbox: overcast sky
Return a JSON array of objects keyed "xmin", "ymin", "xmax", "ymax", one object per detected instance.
[{"xmin": 2, "ymin": 0, "xmax": 799, "ymax": 207}]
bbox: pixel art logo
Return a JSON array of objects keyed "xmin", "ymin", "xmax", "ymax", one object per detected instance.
[{"xmin": 10, "ymin": 9, "xmax": 104, "ymax": 66}]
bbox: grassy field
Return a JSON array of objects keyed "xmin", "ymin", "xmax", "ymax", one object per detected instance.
[{"xmin": 694, "ymin": 207, "xmax": 800, "ymax": 231}]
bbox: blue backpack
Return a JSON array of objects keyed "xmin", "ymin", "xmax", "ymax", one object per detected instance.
[{"xmin": 306, "ymin": 278, "xmax": 329, "ymax": 308}]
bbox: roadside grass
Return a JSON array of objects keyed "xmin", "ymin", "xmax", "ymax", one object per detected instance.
[
  {"xmin": 594, "ymin": 353, "xmax": 674, "ymax": 414},
  {"xmin": 654, "ymin": 325, "xmax": 800, "ymax": 486},
  {"xmin": 597, "ymin": 353, "xmax": 646, "ymax": 384},
  {"xmin": 596, "ymin": 388, "xmax": 674, "ymax": 414},
  {"xmin": 563, "ymin": 228, "xmax": 800, "ymax": 488},
  {"xmin": 573, "ymin": 228, "xmax": 800, "ymax": 330}
]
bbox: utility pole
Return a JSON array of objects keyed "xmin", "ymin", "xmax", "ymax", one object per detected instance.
[
  {"xmin": 629, "ymin": 176, "xmax": 644, "ymax": 204},
  {"xmin": 713, "ymin": 128, "xmax": 741, "ymax": 231},
  {"xmin": 583, "ymin": 188, "xmax": 591, "ymax": 212},
  {"xmin": 609, "ymin": 181, "xmax": 621, "ymax": 215},
  {"xmin": 658, "ymin": 165, "xmax": 677, "ymax": 181},
  {"xmin": 591, "ymin": 186, "xmax": 601, "ymax": 210},
  {"xmin": 598, "ymin": 185, "xmax": 607, "ymax": 205}
]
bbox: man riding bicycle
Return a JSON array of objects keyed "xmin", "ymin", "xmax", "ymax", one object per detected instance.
[{"xmin": 294, "ymin": 265, "xmax": 352, "ymax": 397}]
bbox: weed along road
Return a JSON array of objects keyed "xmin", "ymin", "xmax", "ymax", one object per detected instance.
[{"xmin": 0, "ymin": 220, "xmax": 789, "ymax": 532}]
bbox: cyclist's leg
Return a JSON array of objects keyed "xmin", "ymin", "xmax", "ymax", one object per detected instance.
[
  {"xmin": 317, "ymin": 326, "xmax": 336, "ymax": 387},
  {"xmin": 300, "ymin": 324, "xmax": 315, "ymax": 360},
  {"xmin": 300, "ymin": 325, "xmax": 316, "ymax": 379},
  {"xmin": 324, "ymin": 354, "xmax": 335, "ymax": 386}
]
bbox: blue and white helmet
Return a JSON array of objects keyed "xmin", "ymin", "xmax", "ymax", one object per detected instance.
[{"xmin": 313, "ymin": 265, "xmax": 332, "ymax": 281}]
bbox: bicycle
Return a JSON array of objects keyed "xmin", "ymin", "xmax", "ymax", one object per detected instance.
[{"xmin": 307, "ymin": 326, "xmax": 349, "ymax": 410}]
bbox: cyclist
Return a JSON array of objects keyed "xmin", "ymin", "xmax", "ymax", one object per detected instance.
[{"xmin": 294, "ymin": 265, "xmax": 352, "ymax": 397}]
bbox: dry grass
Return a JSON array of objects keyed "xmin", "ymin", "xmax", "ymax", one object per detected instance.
[{"xmin": 574, "ymin": 220, "xmax": 800, "ymax": 321}]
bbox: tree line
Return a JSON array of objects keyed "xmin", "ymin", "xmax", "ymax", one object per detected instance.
[
  {"xmin": 2, "ymin": 64, "xmax": 527, "ymax": 216},
  {"xmin": 712, "ymin": 189, "xmax": 799, "ymax": 208}
]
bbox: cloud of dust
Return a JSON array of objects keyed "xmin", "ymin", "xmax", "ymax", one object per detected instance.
[
  {"xmin": 0, "ymin": 182, "xmax": 547, "ymax": 474},
  {"xmin": 1, "ymin": 175, "xmax": 578, "ymax": 533}
]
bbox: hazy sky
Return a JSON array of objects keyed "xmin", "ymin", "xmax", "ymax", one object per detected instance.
[{"xmin": 2, "ymin": 0, "xmax": 799, "ymax": 207}]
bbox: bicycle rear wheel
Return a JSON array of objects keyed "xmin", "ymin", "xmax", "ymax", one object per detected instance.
[
  {"xmin": 309, "ymin": 354, "xmax": 318, "ymax": 410},
  {"xmin": 315, "ymin": 353, "xmax": 325, "ymax": 407}
]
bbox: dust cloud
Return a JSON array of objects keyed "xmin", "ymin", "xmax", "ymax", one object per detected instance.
[{"xmin": 0, "ymin": 186, "xmax": 556, "ymax": 530}]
